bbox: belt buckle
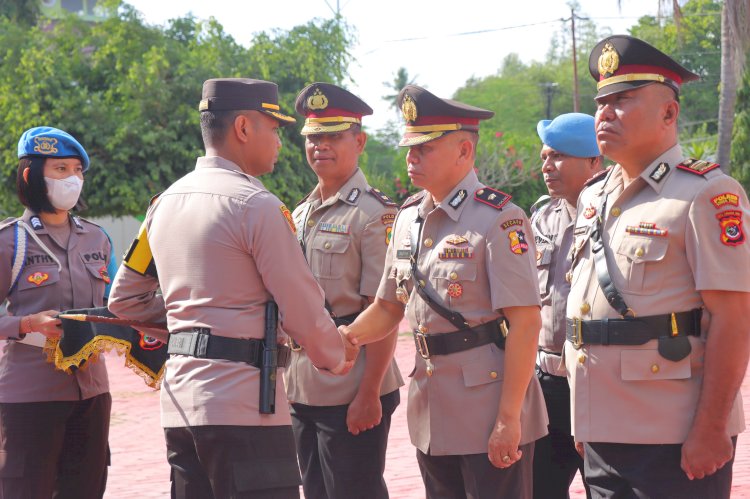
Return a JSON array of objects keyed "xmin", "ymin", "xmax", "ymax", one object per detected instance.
[
  {"xmin": 288, "ymin": 338, "xmax": 302, "ymax": 352},
  {"xmin": 571, "ymin": 318, "xmax": 583, "ymax": 349},
  {"xmin": 414, "ymin": 331, "xmax": 430, "ymax": 359}
]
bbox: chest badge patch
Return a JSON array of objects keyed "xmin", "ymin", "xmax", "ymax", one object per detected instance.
[
  {"xmin": 27, "ymin": 271, "xmax": 49, "ymax": 286},
  {"xmin": 445, "ymin": 235, "xmax": 468, "ymax": 246},
  {"xmin": 583, "ymin": 205, "xmax": 597, "ymax": 219},
  {"xmin": 717, "ymin": 210, "xmax": 745, "ymax": 246},
  {"xmin": 98, "ymin": 265, "xmax": 111, "ymax": 284},
  {"xmin": 508, "ymin": 230, "xmax": 529, "ymax": 255},
  {"xmin": 319, "ymin": 222, "xmax": 350, "ymax": 234},
  {"xmin": 438, "ymin": 247, "xmax": 474, "ymax": 259},
  {"xmin": 280, "ymin": 205, "xmax": 296, "ymax": 234},
  {"xmin": 447, "ymin": 282, "xmax": 463, "ymax": 298},
  {"xmin": 711, "ymin": 193, "xmax": 739, "ymax": 209},
  {"xmin": 625, "ymin": 222, "xmax": 668, "ymax": 237}
]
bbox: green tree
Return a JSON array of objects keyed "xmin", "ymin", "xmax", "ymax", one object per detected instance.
[{"xmin": 0, "ymin": 0, "xmax": 39, "ymax": 26}]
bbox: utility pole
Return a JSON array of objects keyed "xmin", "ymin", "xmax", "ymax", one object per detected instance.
[
  {"xmin": 539, "ymin": 83, "xmax": 559, "ymax": 120},
  {"xmin": 562, "ymin": 9, "xmax": 588, "ymax": 113}
]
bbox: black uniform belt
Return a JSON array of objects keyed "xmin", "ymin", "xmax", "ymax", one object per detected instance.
[
  {"xmin": 288, "ymin": 312, "xmax": 360, "ymax": 352},
  {"xmin": 168, "ymin": 329, "xmax": 291, "ymax": 368},
  {"xmin": 565, "ymin": 309, "xmax": 702, "ymax": 348},
  {"xmin": 413, "ymin": 320, "xmax": 507, "ymax": 359}
]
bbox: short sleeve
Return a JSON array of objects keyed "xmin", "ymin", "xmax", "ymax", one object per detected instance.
[{"xmin": 360, "ymin": 206, "xmax": 396, "ymax": 297}]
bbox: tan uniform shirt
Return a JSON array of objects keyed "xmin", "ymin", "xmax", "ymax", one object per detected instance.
[
  {"xmin": 565, "ymin": 145, "xmax": 749, "ymax": 444},
  {"xmin": 0, "ymin": 211, "xmax": 110, "ymax": 402},
  {"xmin": 377, "ymin": 169, "xmax": 548, "ymax": 456},
  {"xmin": 531, "ymin": 197, "xmax": 575, "ymax": 376},
  {"xmin": 285, "ymin": 169, "xmax": 403, "ymax": 406},
  {"xmin": 108, "ymin": 156, "xmax": 345, "ymax": 428}
]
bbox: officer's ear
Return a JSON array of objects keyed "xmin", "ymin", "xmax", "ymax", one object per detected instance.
[
  {"xmin": 234, "ymin": 113, "xmax": 251, "ymax": 143},
  {"xmin": 22, "ymin": 167, "xmax": 30, "ymax": 184},
  {"xmin": 457, "ymin": 135, "xmax": 474, "ymax": 162}
]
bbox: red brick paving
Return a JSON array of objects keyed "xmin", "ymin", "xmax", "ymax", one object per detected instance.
[{"xmin": 4, "ymin": 329, "xmax": 747, "ymax": 498}]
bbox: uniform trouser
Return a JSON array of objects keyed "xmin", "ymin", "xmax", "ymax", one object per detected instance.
[
  {"xmin": 165, "ymin": 424, "xmax": 301, "ymax": 499},
  {"xmin": 533, "ymin": 367, "xmax": 590, "ymax": 499},
  {"xmin": 416, "ymin": 442, "xmax": 535, "ymax": 499},
  {"xmin": 289, "ymin": 389, "xmax": 400, "ymax": 499},
  {"xmin": 0, "ymin": 392, "xmax": 111, "ymax": 499},
  {"xmin": 584, "ymin": 438, "xmax": 737, "ymax": 499}
]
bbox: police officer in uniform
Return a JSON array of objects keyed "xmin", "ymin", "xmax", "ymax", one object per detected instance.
[
  {"xmin": 530, "ymin": 113, "xmax": 601, "ymax": 499},
  {"xmin": 565, "ymin": 35, "xmax": 750, "ymax": 498},
  {"xmin": 341, "ymin": 85, "xmax": 548, "ymax": 498},
  {"xmin": 285, "ymin": 82, "xmax": 404, "ymax": 499},
  {"xmin": 108, "ymin": 78, "xmax": 354, "ymax": 499},
  {"xmin": 0, "ymin": 127, "xmax": 113, "ymax": 498}
]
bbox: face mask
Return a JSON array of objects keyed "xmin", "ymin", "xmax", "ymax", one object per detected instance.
[{"xmin": 44, "ymin": 175, "xmax": 83, "ymax": 211}]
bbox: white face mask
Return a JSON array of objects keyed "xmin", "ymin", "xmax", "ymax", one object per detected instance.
[{"xmin": 44, "ymin": 175, "xmax": 84, "ymax": 211}]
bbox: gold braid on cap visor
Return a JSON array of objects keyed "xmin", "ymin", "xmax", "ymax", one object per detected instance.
[{"xmin": 597, "ymin": 73, "xmax": 678, "ymax": 90}]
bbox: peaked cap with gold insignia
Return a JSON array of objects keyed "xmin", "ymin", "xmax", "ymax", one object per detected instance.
[
  {"xmin": 397, "ymin": 85, "xmax": 494, "ymax": 147},
  {"xmin": 295, "ymin": 82, "xmax": 373, "ymax": 135},
  {"xmin": 589, "ymin": 35, "xmax": 699, "ymax": 98},
  {"xmin": 199, "ymin": 78, "xmax": 296, "ymax": 126}
]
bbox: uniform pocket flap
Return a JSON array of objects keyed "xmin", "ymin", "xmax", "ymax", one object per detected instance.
[
  {"xmin": 620, "ymin": 348, "xmax": 691, "ymax": 381},
  {"xmin": 462, "ymin": 360, "xmax": 503, "ymax": 387},
  {"xmin": 233, "ymin": 457, "xmax": 302, "ymax": 491},
  {"xmin": 616, "ymin": 236, "xmax": 669, "ymax": 263},
  {"xmin": 310, "ymin": 237, "xmax": 350, "ymax": 254},
  {"xmin": 0, "ymin": 450, "xmax": 25, "ymax": 478},
  {"xmin": 17, "ymin": 266, "xmax": 60, "ymax": 290},
  {"xmin": 84, "ymin": 263, "xmax": 107, "ymax": 281},
  {"xmin": 431, "ymin": 262, "xmax": 477, "ymax": 281}
]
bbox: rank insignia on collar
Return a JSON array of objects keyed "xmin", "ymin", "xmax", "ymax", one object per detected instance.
[
  {"xmin": 319, "ymin": 222, "xmax": 349, "ymax": 234},
  {"xmin": 676, "ymin": 158, "xmax": 720, "ymax": 176},
  {"xmin": 73, "ymin": 216, "xmax": 84, "ymax": 230},
  {"xmin": 438, "ymin": 247, "xmax": 474, "ymax": 259},
  {"xmin": 369, "ymin": 188, "xmax": 397, "ymax": 206},
  {"xmin": 711, "ymin": 193, "xmax": 739, "ymax": 209},
  {"xmin": 346, "ymin": 188, "xmax": 361, "ymax": 203},
  {"xmin": 501, "ymin": 219, "xmax": 523, "ymax": 230},
  {"xmin": 626, "ymin": 222, "xmax": 668, "ymax": 237},
  {"xmin": 381, "ymin": 213, "xmax": 396, "ymax": 225},
  {"xmin": 30, "ymin": 216, "xmax": 43, "ymax": 230},
  {"xmin": 583, "ymin": 205, "xmax": 597, "ymax": 219},
  {"xmin": 508, "ymin": 230, "xmax": 529, "ymax": 255},
  {"xmin": 475, "ymin": 187, "xmax": 511, "ymax": 210},
  {"xmin": 279, "ymin": 205, "xmax": 296, "ymax": 234},
  {"xmin": 385, "ymin": 226, "xmax": 392, "ymax": 246},
  {"xmin": 445, "ymin": 235, "xmax": 468, "ymax": 246},
  {"xmin": 649, "ymin": 162, "xmax": 670, "ymax": 183},
  {"xmin": 717, "ymin": 210, "xmax": 745, "ymax": 246},
  {"xmin": 27, "ymin": 271, "xmax": 49, "ymax": 286},
  {"xmin": 99, "ymin": 265, "xmax": 111, "ymax": 284},
  {"xmin": 449, "ymin": 189, "xmax": 467, "ymax": 209}
]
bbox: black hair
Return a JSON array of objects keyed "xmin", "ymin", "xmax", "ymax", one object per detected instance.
[
  {"xmin": 200, "ymin": 109, "xmax": 242, "ymax": 146},
  {"xmin": 16, "ymin": 156, "xmax": 88, "ymax": 214}
]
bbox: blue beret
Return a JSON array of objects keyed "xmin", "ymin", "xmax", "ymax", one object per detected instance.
[
  {"xmin": 536, "ymin": 113, "xmax": 599, "ymax": 158},
  {"xmin": 17, "ymin": 126, "xmax": 90, "ymax": 172}
]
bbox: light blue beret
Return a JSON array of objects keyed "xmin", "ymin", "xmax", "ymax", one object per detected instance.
[
  {"xmin": 536, "ymin": 113, "xmax": 599, "ymax": 158},
  {"xmin": 17, "ymin": 126, "xmax": 90, "ymax": 172}
]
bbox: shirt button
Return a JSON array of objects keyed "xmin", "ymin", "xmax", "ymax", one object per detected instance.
[
  {"xmin": 324, "ymin": 242, "xmax": 332, "ymax": 249},
  {"xmin": 307, "ymin": 219, "xmax": 316, "ymax": 227},
  {"xmin": 424, "ymin": 238, "xmax": 433, "ymax": 248},
  {"xmin": 449, "ymin": 271, "xmax": 458, "ymax": 281},
  {"xmin": 418, "ymin": 324, "xmax": 428, "ymax": 334},
  {"xmin": 635, "ymin": 247, "xmax": 644, "ymax": 258},
  {"xmin": 651, "ymin": 364, "xmax": 660, "ymax": 374},
  {"xmin": 610, "ymin": 206, "xmax": 622, "ymax": 217},
  {"xmin": 489, "ymin": 371, "xmax": 498, "ymax": 379},
  {"xmin": 580, "ymin": 302, "xmax": 591, "ymax": 314},
  {"xmin": 578, "ymin": 354, "xmax": 586, "ymax": 364}
]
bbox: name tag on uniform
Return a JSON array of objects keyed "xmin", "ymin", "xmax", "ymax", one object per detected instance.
[{"xmin": 397, "ymin": 249, "xmax": 411, "ymax": 259}]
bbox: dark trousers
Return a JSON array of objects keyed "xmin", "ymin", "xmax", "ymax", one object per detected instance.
[
  {"xmin": 584, "ymin": 438, "xmax": 737, "ymax": 499},
  {"xmin": 0, "ymin": 393, "xmax": 111, "ymax": 499},
  {"xmin": 533, "ymin": 368, "xmax": 590, "ymax": 499},
  {"xmin": 165, "ymin": 424, "xmax": 301, "ymax": 499},
  {"xmin": 290, "ymin": 390, "xmax": 400, "ymax": 499},
  {"xmin": 416, "ymin": 442, "xmax": 535, "ymax": 499}
]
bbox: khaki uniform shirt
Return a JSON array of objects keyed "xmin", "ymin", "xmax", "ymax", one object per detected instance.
[
  {"xmin": 377, "ymin": 170, "xmax": 548, "ymax": 456},
  {"xmin": 285, "ymin": 169, "xmax": 404, "ymax": 406},
  {"xmin": 565, "ymin": 145, "xmax": 749, "ymax": 444},
  {"xmin": 531, "ymin": 197, "xmax": 575, "ymax": 376},
  {"xmin": 0, "ymin": 211, "xmax": 110, "ymax": 402},
  {"xmin": 108, "ymin": 156, "xmax": 345, "ymax": 428}
]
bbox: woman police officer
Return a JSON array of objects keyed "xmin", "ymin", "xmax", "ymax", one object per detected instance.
[{"xmin": 0, "ymin": 126, "xmax": 114, "ymax": 498}]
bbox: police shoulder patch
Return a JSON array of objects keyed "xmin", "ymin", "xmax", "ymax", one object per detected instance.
[
  {"xmin": 280, "ymin": 205, "xmax": 296, "ymax": 234},
  {"xmin": 401, "ymin": 191, "xmax": 427, "ymax": 209},
  {"xmin": 474, "ymin": 187, "xmax": 511, "ymax": 210},
  {"xmin": 368, "ymin": 187, "xmax": 397, "ymax": 207},
  {"xmin": 676, "ymin": 158, "xmax": 720, "ymax": 176},
  {"xmin": 584, "ymin": 167, "xmax": 610, "ymax": 187}
]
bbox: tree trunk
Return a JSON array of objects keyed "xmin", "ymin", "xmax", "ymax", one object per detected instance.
[{"xmin": 717, "ymin": 2, "xmax": 739, "ymax": 173}]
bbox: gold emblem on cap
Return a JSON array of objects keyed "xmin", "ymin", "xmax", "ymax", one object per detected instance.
[
  {"xmin": 33, "ymin": 137, "xmax": 59, "ymax": 155},
  {"xmin": 401, "ymin": 94, "xmax": 418, "ymax": 122},
  {"xmin": 598, "ymin": 42, "xmax": 620, "ymax": 78},
  {"xmin": 307, "ymin": 88, "xmax": 329, "ymax": 111}
]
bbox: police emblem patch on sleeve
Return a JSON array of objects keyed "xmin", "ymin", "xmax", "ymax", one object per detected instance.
[
  {"xmin": 280, "ymin": 205, "xmax": 296, "ymax": 234},
  {"xmin": 717, "ymin": 210, "xmax": 745, "ymax": 246}
]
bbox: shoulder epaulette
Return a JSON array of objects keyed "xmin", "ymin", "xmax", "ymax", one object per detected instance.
[
  {"xmin": 474, "ymin": 187, "xmax": 511, "ymax": 210},
  {"xmin": 530, "ymin": 194, "xmax": 551, "ymax": 215},
  {"xmin": 400, "ymin": 191, "xmax": 426, "ymax": 209},
  {"xmin": 676, "ymin": 158, "xmax": 720, "ymax": 176},
  {"xmin": 584, "ymin": 167, "xmax": 610, "ymax": 187},
  {"xmin": 368, "ymin": 187, "xmax": 398, "ymax": 207}
]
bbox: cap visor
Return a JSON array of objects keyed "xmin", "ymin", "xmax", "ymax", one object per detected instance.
[
  {"xmin": 596, "ymin": 80, "xmax": 669, "ymax": 99},
  {"xmin": 398, "ymin": 131, "xmax": 446, "ymax": 147},
  {"xmin": 300, "ymin": 122, "xmax": 354, "ymax": 135},
  {"xmin": 264, "ymin": 110, "xmax": 297, "ymax": 126}
]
